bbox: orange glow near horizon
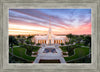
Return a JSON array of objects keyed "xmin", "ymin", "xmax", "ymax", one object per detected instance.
[
  {"xmin": 9, "ymin": 23, "xmax": 91, "ymax": 35},
  {"xmin": 9, "ymin": 9, "xmax": 91, "ymax": 35}
]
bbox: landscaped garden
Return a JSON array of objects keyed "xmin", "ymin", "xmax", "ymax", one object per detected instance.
[
  {"xmin": 9, "ymin": 53, "xmax": 32, "ymax": 63},
  {"xmin": 21, "ymin": 45, "xmax": 40, "ymax": 56},
  {"xmin": 64, "ymin": 47, "xmax": 90, "ymax": 61},
  {"xmin": 60, "ymin": 46, "xmax": 74, "ymax": 56},
  {"xmin": 9, "ymin": 35, "xmax": 41, "ymax": 63},
  {"xmin": 60, "ymin": 46, "xmax": 68, "ymax": 52},
  {"xmin": 9, "ymin": 34, "xmax": 91, "ymax": 63},
  {"xmin": 60, "ymin": 34, "xmax": 91, "ymax": 63},
  {"xmin": 9, "ymin": 47, "xmax": 36, "ymax": 62}
]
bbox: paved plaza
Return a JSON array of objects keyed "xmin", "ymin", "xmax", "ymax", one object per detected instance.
[{"xmin": 34, "ymin": 44, "xmax": 66, "ymax": 63}]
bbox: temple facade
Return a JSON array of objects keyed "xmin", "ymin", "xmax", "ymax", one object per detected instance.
[{"xmin": 32, "ymin": 18, "xmax": 69, "ymax": 44}]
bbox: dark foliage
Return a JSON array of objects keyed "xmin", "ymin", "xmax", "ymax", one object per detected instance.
[
  {"xmin": 21, "ymin": 45, "xmax": 40, "ymax": 56},
  {"xmin": 9, "ymin": 53, "xmax": 32, "ymax": 63},
  {"xmin": 9, "ymin": 36, "xmax": 18, "ymax": 55},
  {"xmin": 67, "ymin": 55, "xmax": 91, "ymax": 63},
  {"xmin": 61, "ymin": 43, "xmax": 64, "ymax": 46},
  {"xmin": 83, "ymin": 35, "xmax": 91, "ymax": 47},
  {"xmin": 9, "ymin": 36, "xmax": 18, "ymax": 47},
  {"xmin": 36, "ymin": 43, "xmax": 41, "ymax": 45}
]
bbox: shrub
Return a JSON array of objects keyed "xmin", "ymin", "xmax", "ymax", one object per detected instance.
[
  {"xmin": 60, "ymin": 46, "xmax": 74, "ymax": 56},
  {"xmin": 21, "ymin": 44, "xmax": 40, "ymax": 56},
  {"xmin": 61, "ymin": 43, "xmax": 64, "ymax": 46},
  {"xmin": 65, "ymin": 42, "xmax": 69, "ymax": 45},
  {"xmin": 25, "ymin": 40, "xmax": 30, "ymax": 44},
  {"xmin": 31, "ymin": 42, "xmax": 35, "ymax": 45},
  {"xmin": 36, "ymin": 43, "xmax": 41, "ymax": 45}
]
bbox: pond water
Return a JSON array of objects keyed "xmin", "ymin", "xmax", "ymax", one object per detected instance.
[{"xmin": 43, "ymin": 48, "xmax": 57, "ymax": 53}]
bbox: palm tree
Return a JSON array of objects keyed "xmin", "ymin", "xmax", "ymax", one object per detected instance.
[
  {"xmin": 19, "ymin": 38, "xmax": 24, "ymax": 45},
  {"xmin": 66, "ymin": 34, "xmax": 74, "ymax": 45},
  {"xmin": 9, "ymin": 36, "xmax": 18, "ymax": 55},
  {"xmin": 27, "ymin": 35, "xmax": 34, "ymax": 48},
  {"xmin": 84, "ymin": 35, "xmax": 91, "ymax": 47},
  {"xmin": 19, "ymin": 35, "xmax": 26, "ymax": 45},
  {"xmin": 16, "ymin": 35, "xmax": 21, "ymax": 45},
  {"xmin": 66, "ymin": 34, "xmax": 73, "ymax": 39},
  {"xmin": 17, "ymin": 35, "xmax": 21, "ymax": 39}
]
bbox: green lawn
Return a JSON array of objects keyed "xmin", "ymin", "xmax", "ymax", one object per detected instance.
[
  {"xmin": 9, "ymin": 47, "xmax": 36, "ymax": 62},
  {"xmin": 64, "ymin": 47, "xmax": 90, "ymax": 61}
]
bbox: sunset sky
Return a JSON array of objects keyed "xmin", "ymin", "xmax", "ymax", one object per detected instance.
[{"xmin": 9, "ymin": 9, "xmax": 91, "ymax": 35}]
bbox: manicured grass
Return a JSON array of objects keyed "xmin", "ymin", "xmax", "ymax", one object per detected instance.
[
  {"xmin": 9, "ymin": 53, "xmax": 32, "ymax": 63},
  {"xmin": 64, "ymin": 47, "xmax": 89, "ymax": 61},
  {"xmin": 9, "ymin": 47, "xmax": 36, "ymax": 62}
]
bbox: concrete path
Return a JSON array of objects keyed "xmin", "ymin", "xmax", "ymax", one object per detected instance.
[{"xmin": 34, "ymin": 45, "xmax": 66, "ymax": 63}]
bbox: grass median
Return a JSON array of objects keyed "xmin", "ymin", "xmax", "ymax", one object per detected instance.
[{"xmin": 9, "ymin": 47, "xmax": 36, "ymax": 62}]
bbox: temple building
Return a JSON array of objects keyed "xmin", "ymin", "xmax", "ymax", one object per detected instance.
[{"xmin": 32, "ymin": 19, "xmax": 69, "ymax": 44}]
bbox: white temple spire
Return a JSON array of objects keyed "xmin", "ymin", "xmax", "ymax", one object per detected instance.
[
  {"xmin": 48, "ymin": 16, "xmax": 52, "ymax": 44},
  {"xmin": 49, "ymin": 16, "xmax": 51, "ymax": 31}
]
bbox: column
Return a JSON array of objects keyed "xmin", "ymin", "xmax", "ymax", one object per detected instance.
[
  {"xmin": 39, "ymin": 40, "xmax": 40, "ymax": 43},
  {"xmin": 39, "ymin": 40, "xmax": 41, "ymax": 43},
  {"xmin": 43, "ymin": 40, "xmax": 44, "ymax": 44},
  {"xmin": 44, "ymin": 40, "xmax": 45, "ymax": 44},
  {"xmin": 57, "ymin": 40, "xmax": 58, "ymax": 44},
  {"xmin": 42, "ymin": 40, "xmax": 43, "ymax": 43},
  {"xmin": 40, "ymin": 40, "xmax": 41, "ymax": 44},
  {"xmin": 38, "ymin": 40, "xmax": 39, "ymax": 43},
  {"xmin": 56, "ymin": 40, "xmax": 57, "ymax": 44},
  {"xmin": 42, "ymin": 40, "xmax": 43, "ymax": 44},
  {"xmin": 45, "ymin": 40, "xmax": 46, "ymax": 44},
  {"xmin": 60, "ymin": 40, "xmax": 61, "ymax": 44}
]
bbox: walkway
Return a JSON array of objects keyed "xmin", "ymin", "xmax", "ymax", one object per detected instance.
[{"xmin": 34, "ymin": 44, "xmax": 66, "ymax": 63}]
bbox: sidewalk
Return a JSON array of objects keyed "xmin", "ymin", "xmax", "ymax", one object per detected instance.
[{"xmin": 34, "ymin": 45, "xmax": 66, "ymax": 63}]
